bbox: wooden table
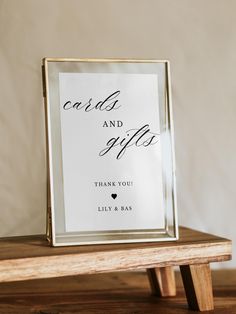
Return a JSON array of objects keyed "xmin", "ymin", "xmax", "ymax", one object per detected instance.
[
  {"xmin": 0, "ymin": 270, "xmax": 235, "ymax": 314},
  {"xmin": 0, "ymin": 227, "xmax": 232, "ymax": 312}
]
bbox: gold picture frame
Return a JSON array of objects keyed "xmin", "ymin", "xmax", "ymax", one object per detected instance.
[{"xmin": 42, "ymin": 58, "xmax": 178, "ymax": 246}]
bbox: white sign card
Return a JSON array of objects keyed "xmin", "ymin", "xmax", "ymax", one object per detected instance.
[
  {"xmin": 59, "ymin": 73, "xmax": 165, "ymax": 232},
  {"xmin": 43, "ymin": 59, "xmax": 178, "ymax": 246}
]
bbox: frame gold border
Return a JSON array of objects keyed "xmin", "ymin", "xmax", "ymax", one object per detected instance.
[{"xmin": 42, "ymin": 58, "xmax": 178, "ymax": 246}]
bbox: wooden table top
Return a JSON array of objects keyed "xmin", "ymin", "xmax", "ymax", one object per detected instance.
[
  {"xmin": 0, "ymin": 227, "xmax": 231, "ymax": 259},
  {"xmin": 0, "ymin": 227, "xmax": 231, "ymax": 282},
  {"xmin": 0, "ymin": 270, "xmax": 235, "ymax": 313}
]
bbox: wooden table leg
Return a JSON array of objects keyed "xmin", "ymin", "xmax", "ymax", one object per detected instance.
[
  {"xmin": 180, "ymin": 263, "xmax": 214, "ymax": 311},
  {"xmin": 147, "ymin": 266, "xmax": 176, "ymax": 297}
]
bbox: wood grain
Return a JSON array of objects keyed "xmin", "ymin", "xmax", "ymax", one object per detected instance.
[
  {"xmin": 0, "ymin": 270, "xmax": 235, "ymax": 313},
  {"xmin": 180, "ymin": 263, "xmax": 214, "ymax": 311},
  {"xmin": 147, "ymin": 267, "xmax": 176, "ymax": 297},
  {"xmin": 0, "ymin": 227, "xmax": 231, "ymax": 282}
]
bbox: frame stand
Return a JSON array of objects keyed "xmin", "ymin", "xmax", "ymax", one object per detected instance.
[{"xmin": 0, "ymin": 227, "xmax": 231, "ymax": 312}]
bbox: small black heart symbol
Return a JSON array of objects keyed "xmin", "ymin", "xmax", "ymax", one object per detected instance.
[{"xmin": 111, "ymin": 194, "xmax": 117, "ymax": 199}]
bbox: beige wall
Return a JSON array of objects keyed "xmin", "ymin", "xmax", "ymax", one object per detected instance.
[{"xmin": 0, "ymin": 0, "xmax": 235, "ymax": 267}]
